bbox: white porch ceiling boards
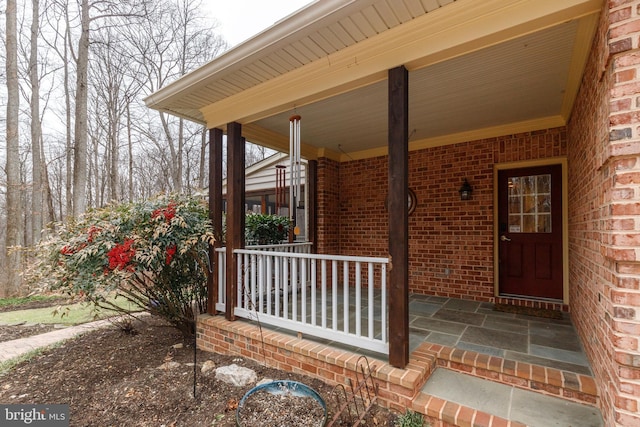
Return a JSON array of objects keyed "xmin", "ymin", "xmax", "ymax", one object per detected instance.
[
  {"xmin": 145, "ymin": 0, "xmax": 603, "ymax": 161},
  {"xmin": 145, "ymin": 0, "xmax": 452, "ymax": 121},
  {"xmin": 255, "ymin": 19, "xmax": 582, "ymax": 158}
]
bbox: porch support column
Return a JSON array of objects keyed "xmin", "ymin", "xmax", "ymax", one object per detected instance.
[
  {"xmin": 308, "ymin": 160, "xmax": 318, "ymax": 253},
  {"xmin": 226, "ymin": 122, "xmax": 245, "ymax": 321},
  {"xmin": 388, "ymin": 65, "xmax": 409, "ymax": 368},
  {"xmin": 207, "ymin": 128, "xmax": 223, "ymax": 315}
]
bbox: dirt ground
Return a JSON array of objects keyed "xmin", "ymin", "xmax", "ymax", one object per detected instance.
[{"xmin": 0, "ymin": 304, "xmax": 400, "ymax": 426}]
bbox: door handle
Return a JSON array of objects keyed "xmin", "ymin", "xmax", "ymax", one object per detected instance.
[{"xmin": 500, "ymin": 235, "xmax": 511, "ymax": 242}]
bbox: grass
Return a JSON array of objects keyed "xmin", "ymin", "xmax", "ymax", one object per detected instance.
[
  {"xmin": 0, "ymin": 344, "xmax": 62, "ymax": 375},
  {"xmin": 0, "ymin": 297, "xmax": 137, "ymax": 326},
  {"xmin": 0, "ymin": 295, "xmax": 63, "ymax": 309},
  {"xmin": 395, "ymin": 410, "xmax": 429, "ymax": 427}
]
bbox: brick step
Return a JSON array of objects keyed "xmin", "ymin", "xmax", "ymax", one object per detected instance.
[
  {"xmin": 414, "ymin": 369, "xmax": 603, "ymax": 427},
  {"xmin": 414, "ymin": 342, "xmax": 599, "ymax": 407}
]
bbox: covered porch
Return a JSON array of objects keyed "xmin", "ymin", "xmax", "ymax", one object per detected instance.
[{"xmin": 145, "ymin": 0, "xmax": 640, "ymax": 424}]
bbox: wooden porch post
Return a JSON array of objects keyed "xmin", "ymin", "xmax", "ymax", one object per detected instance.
[
  {"xmin": 226, "ymin": 122, "xmax": 245, "ymax": 321},
  {"xmin": 308, "ymin": 160, "xmax": 318, "ymax": 253},
  {"xmin": 207, "ymin": 128, "xmax": 223, "ymax": 315},
  {"xmin": 388, "ymin": 65, "xmax": 409, "ymax": 368}
]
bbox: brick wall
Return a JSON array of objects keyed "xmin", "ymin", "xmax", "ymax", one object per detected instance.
[
  {"xmin": 567, "ymin": 1, "xmax": 640, "ymax": 425},
  {"xmin": 316, "ymin": 157, "xmax": 340, "ymax": 254},
  {"xmin": 323, "ymin": 127, "xmax": 566, "ymax": 302}
]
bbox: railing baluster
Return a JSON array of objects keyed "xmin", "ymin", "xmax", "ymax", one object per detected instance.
[
  {"xmin": 250, "ymin": 253, "xmax": 257, "ymax": 310},
  {"xmin": 257, "ymin": 254, "xmax": 264, "ymax": 314},
  {"xmin": 321, "ymin": 260, "xmax": 327, "ymax": 329},
  {"xmin": 292, "ymin": 256, "xmax": 298, "ymax": 322},
  {"xmin": 217, "ymin": 249, "xmax": 225, "ymax": 306},
  {"xmin": 368, "ymin": 262, "xmax": 374, "ymax": 339},
  {"xmin": 283, "ymin": 256, "xmax": 289, "ymax": 320},
  {"xmin": 311, "ymin": 258, "xmax": 317, "ymax": 326},
  {"xmin": 301, "ymin": 256, "xmax": 307, "ymax": 324},
  {"xmin": 332, "ymin": 260, "xmax": 338, "ymax": 331},
  {"xmin": 275, "ymin": 254, "xmax": 281, "ymax": 317},
  {"xmin": 237, "ymin": 254, "xmax": 244, "ymax": 310},
  {"xmin": 343, "ymin": 261, "xmax": 349, "ymax": 334},
  {"xmin": 355, "ymin": 262, "xmax": 361, "ymax": 337},
  {"xmin": 381, "ymin": 263, "xmax": 387, "ymax": 344},
  {"xmin": 266, "ymin": 255, "xmax": 272, "ymax": 316}
]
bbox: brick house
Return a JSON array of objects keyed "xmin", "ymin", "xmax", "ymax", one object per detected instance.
[{"xmin": 146, "ymin": 0, "xmax": 640, "ymax": 425}]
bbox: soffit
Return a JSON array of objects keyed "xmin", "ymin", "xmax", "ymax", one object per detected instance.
[
  {"xmin": 145, "ymin": 0, "xmax": 603, "ymax": 160},
  {"xmin": 144, "ymin": 0, "xmax": 455, "ymax": 122},
  {"xmin": 255, "ymin": 19, "xmax": 581, "ymax": 156}
]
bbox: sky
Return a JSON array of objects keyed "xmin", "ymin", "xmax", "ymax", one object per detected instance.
[{"xmin": 202, "ymin": 0, "xmax": 316, "ymax": 47}]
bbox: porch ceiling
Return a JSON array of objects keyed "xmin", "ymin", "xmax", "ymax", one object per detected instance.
[{"xmin": 145, "ymin": 0, "xmax": 603, "ymax": 161}]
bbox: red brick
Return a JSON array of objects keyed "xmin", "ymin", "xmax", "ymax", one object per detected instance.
[
  {"xmin": 610, "ymin": 6, "xmax": 632, "ymax": 24},
  {"xmin": 610, "ymin": 19, "xmax": 640, "ymax": 39},
  {"xmin": 616, "ymin": 68, "xmax": 636, "ymax": 83}
]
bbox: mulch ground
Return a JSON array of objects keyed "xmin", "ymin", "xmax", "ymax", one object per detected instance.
[
  {"xmin": 0, "ymin": 323, "xmax": 58, "ymax": 342},
  {"xmin": 0, "ymin": 311, "xmax": 399, "ymax": 426}
]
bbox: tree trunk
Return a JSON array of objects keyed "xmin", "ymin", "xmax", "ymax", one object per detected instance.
[
  {"xmin": 30, "ymin": 0, "xmax": 44, "ymax": 243},
  {"xmin": 64, "ymin": 11, "xmax": 73, "ymax": 219},
  {"xmin": 73, "ymin": 0, "xmax": 90, "ymax": 217},
  {"xmin": 4, "ymin": 0, "xmax": 23, "ymax": 297},
  {"xmin": 127, "ymin": 98, "xmax": 133, "ymax": 202}
]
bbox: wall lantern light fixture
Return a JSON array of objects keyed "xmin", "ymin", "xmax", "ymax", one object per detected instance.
[{"xmin": 459, "ymin": 178, "xmax": 473, "ymax": 201}]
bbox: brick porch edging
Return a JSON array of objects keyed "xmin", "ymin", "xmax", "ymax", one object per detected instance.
[
  {"xmin": 197, "ymin": 315, "xmax": 599, "ymax": 426},
  {"xmin": 197, "ymin": 314, "xmax": 433, "ymax": 410}
]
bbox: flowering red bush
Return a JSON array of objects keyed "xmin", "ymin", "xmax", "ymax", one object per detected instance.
[{"xmin": 32, "ymin": 195, "xmax": 216, "ymax": 339}]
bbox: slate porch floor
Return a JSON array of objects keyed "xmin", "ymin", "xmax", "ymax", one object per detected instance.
[
  {"xmin": 251, "ymin": 293, "xmax": 602, "ymax": 424},
  {"xmin": 266, "ymin": 293, "xmax": 592, "ymax": 376},
  {"xmin": 407, "ymin": 294, "xmax": 592, "ymax": 376}
]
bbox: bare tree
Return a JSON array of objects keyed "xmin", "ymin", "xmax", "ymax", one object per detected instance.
[
  {"xmin": 128, "ymin": 0, "xmax": 226, "ymax": 194},
  {"xmin": 29, "ymin": 0, "xmax": 45, "ymax": 243},
  {"xmin": 4, "ymin": 0, "xmax": 23, "ymax": 296},
  {"xmin": 90, "ymin": 27, "xmax": 143, "ymax": 204},
  {"xmin": 63, "ymin": 0, "xmax": 149, "ymax": 216}
]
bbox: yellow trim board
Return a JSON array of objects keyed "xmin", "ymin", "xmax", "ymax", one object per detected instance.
[{"xmin": 340, "ymin": 116, "xmax": 566, "ymax": 162}]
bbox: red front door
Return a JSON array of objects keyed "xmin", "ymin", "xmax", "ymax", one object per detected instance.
[{"xmin": 497, "ymin": 164, "xmax": 563, "ymax": 300}]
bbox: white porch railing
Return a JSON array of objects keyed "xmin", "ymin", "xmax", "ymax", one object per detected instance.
[{"xmin": 214, "ymin": 243, "xmax": 389, "ymax": 354}]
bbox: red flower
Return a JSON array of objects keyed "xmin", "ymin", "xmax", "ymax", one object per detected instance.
[
  {"xmin": 60, "ymin": 246, "xmax": 74, "ymax": 255},
  {"xmin": 87, "ymin": 226, "xmax": 101, "ymax": 243},
  {"xmin": 165, "ymin": 245, "xmax": 177, "ymax": 265},
  {"xmin": 152, "ymin": 202, "xmax": 177, "ymax": 224},
  {"xmin": 107, "ymin": 239, "xmax": 136, "ymax": 270}
]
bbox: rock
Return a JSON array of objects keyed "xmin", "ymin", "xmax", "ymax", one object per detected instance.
[
  {"xmin": 172, "ymin": 343, "xmax": 183, "ymax": 349},
  {"xmin": 201, "ymin": 360, "xmax": 216, "ymax": 375},
  {"xmin": 157, "ymin": 361, "xmax": 181, "ymax": 370},
  {"xmin": 215, "ymin": 364, "xmax": 257, "ymax": 387}
]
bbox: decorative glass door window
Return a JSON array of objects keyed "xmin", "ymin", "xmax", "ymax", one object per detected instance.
[{"xmin": 507, "ymin": 174, "xmax": 552, "ymax": 233}]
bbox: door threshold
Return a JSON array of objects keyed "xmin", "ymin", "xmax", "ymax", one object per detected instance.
[{"xmin": 496, "ymin": 295, "xmax": 567, "ymax": 312}]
